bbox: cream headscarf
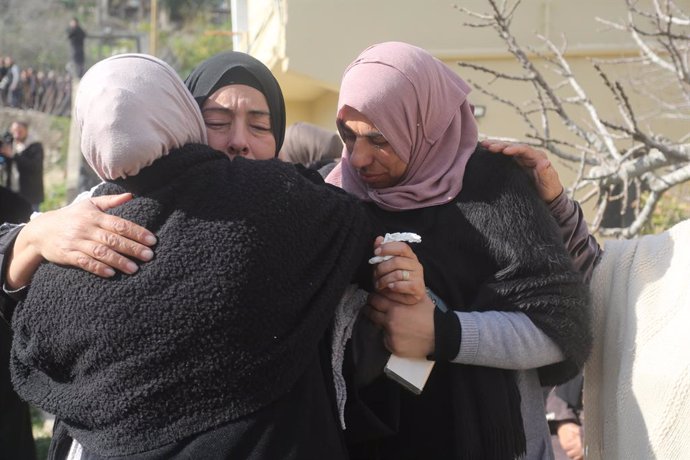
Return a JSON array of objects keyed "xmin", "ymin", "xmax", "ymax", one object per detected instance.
[
  {"xmin": 75, "ymin": 53, "xmax": 207, "ymax": 181},
  {"xmin": 326, "ymin": 41, "xmax": 478, "ymax": 211}
]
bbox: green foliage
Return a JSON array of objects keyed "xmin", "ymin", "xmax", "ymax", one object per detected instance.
[
  {"xmin": 40, "ymin": 116, "xmax": 70, "ymax": 212},
  {"xmin": 642, "ymin": 189, "xmax": 690, "ymax": 235},
  {"xmin": 162, "ymin": 0, "xmax": 226, "ymax": 22},
  {"xmin": 41, "ymin": 180, "xmax": 68, "ymax": 212},
  {"xmin": 166, "ymin": 26, "xmax": 234, "ymax": 77},
  {"xmin": 50, "ymin": 117, "xmax": 70, "ymax": 168},
  {"xmin": 30, "ymin": 406, "xmax": 51, "ymax": 460}
]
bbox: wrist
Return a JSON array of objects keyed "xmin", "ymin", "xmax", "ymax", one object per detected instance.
[
  {"xmin": 6, "ymin": 224, "xmax": 43, "ymax": 290},
  {"xmin": 545, "ymin": 186, "xmax": 565, "ymax": 205},
  {"xmin": 428, "ymin": 307, "xmax": 461, "ymax": 361}
]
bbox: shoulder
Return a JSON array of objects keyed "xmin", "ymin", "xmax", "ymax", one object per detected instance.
[
  {"xmin": 459, "ymin": 145, "xmax": 535, "ymax": 203},
  {"xmin": 24, "ymin": 142, "xmax": 44, "ymax": 155},
  {"xmin": 231, "ymin": 158, "xmax": 332, "ymax": 195}
]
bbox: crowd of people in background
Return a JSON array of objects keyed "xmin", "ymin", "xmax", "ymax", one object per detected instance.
[{"xmin": 0, "ymin": 55, "xmax": 74, "ymax": 117}]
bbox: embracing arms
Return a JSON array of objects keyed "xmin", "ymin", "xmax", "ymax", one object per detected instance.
[{"xmin": 0, "ymin": 194, "xmax": 156, "ymax": 320}]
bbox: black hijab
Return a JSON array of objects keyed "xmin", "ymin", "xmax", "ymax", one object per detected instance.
[{"xmin": 185, "ymin": 51, "xmax": 286, "ymax": 155}]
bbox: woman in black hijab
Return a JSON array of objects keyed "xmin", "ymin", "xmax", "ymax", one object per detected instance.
[
  {"xmin": 186, "ymin": 51, "xmax": 286, "ymax": 153},
  {"xmin": 185, "ymin": 51, "xmax": 287, "ymax": 161}
]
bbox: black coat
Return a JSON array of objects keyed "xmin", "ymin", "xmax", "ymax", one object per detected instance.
[
  {"xmin": 0, "ymin": 185, "xmax": 32, "ymax": 223},
  {"xmin": 4, "ymin": 142, "xmax": 44, "ymax": 206},
  {"xmin": 12, "ymin": 145, "xmax": 373, "ymax": 458}
]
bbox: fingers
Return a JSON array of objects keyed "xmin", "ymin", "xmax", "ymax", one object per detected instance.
[
  {"xmin": 373, "ymin": 240, "xmax": 418, "ymax": 260},
  {"xmin": 89, "ymin": 195, "xmax": 158, "ymax": 248},
  {"xmin": 373, "ymin": 255, "xmax": 425, "ymax": 301},
  {"xmin": 363, "ymin": 305, "xmax": 386, "ymax": 329},
  {"xmin": 364, "ymin": 293, "xmax": 395, "ymax": 328},
  {"xmin": 26, "ymin": 196, "xmax": 158, "ymax": 278},
  {"xmin": 371, "ymin": 240, "xmax": 425, "ymax": 301},
  {"xmin": 95, "ymin": 214, "xmax": 157, "ymax": 259},
  {"xmin": 60, "ymin": 199, "xmax": 157, "ymax": 275},
  {"xmin": 69, "ymin": 234, "xmax": 149, "ymax": 276},
  {"xmin": 90, "ymin": 193, "xmax": 135, "ymax": 211},
  {"xmin": 481, "ymin": 139, "xmax": 545, "ymax": 165}
]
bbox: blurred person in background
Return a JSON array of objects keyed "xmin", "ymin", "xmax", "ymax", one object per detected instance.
[
  {"xmin": 67, "ymin": 18, "xmax": 86, "ymax": 79},
  {"xmin": 0, "ymin": 121, "xmax": 44, "ymax": 212},
  {"xmin": 0, "ymin": 56, "xmax": 21, "ymax": 108},
  {"xmin": 279, "ymin": 121, "xmax": 343, "ymax": 173}
]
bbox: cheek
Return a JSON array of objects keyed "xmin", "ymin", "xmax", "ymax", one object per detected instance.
[
  {"xmin": 206, "ymin": 131, "xmax": 228, "ymax": 151},
  {"xmin": 382, "ymin": 153, "xmax": 408, "ymax": 181},
  {"xmin": 249, "ymin": 136, "xmax": 277, "ymax": 160}
]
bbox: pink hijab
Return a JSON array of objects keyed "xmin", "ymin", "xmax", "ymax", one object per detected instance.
[
  {"xmin": 76, "ymin": 54, "xmax": 207, "ymax": 181},
  {"xmin": 326, "ymin": 42, "xmax": 478, "ymax": 211}
]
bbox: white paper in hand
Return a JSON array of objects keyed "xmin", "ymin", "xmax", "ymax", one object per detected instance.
[
  {"xmin": 368, "ymin": 232, "xmax": 422, "ymax": 264},
  {"xmin": 384, "ymin": 355, "xmax": 435, "ymax": 395}
]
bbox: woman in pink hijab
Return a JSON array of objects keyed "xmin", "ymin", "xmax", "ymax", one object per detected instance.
[{"xmin": 327, "ymin": 42, "xmax": 592, "ymax": 460}]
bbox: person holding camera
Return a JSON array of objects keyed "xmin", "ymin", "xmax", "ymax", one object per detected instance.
[{"xmin": 0, "ymin": 121, "xmax": 44, "ymax": 212}]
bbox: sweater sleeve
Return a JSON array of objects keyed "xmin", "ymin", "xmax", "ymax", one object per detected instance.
[{"xmin": 451, "ymin": 310, "xmax": 564, "ymax": 369}]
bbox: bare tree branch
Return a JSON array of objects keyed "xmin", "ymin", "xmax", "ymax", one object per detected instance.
[{"xmin": 458, "ymin": 0, "xmax": 690, "ymax": 237}]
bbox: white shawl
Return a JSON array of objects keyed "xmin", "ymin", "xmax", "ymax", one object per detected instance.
[{"xmin": 584, "ymin": 218, "xmax": 690, "ymax": 459}]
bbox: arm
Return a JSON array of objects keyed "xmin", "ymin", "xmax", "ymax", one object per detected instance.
[
  {"xmin": 366, "ymin": 242, "xmax": 565, "ymax": 368},
  {"xmin": 366, "ymin": 288, "xmax": 564, "ymax": 368},
  {"xmin": 2, "ymin": 194, "xmax": 157, "ymax": 291},
  {"xmin": 548, "ymin": 192, "xmax": 601, "ymax": 283},
  {"xmin": 453, "ymin": 310, "xmax": 564, "ymax": 369},
  {"xmin": 0, "ymin": 224, "xmax": 25, "ymax": 322}
]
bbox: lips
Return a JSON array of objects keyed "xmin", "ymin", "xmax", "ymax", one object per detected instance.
[{"xmin": 359, "ymin": 173, "xmax": 383, "ymax": 184}]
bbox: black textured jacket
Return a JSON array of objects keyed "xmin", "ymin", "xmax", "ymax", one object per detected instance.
[{"xmin": 11, "ymin": 145, "xmax": 373, "ymax": 457}]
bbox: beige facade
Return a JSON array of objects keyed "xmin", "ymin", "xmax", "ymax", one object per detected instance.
[{"xmin": 231, "ymin": 0, "xmax": 688, "ymax": 202}]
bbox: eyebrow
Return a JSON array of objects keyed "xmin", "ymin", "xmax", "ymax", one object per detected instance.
[
  {"xmin": 202, "ymin": 107, "xmax": 271, "ymax": 118},
  {"xmin": 336, "ymin": 120, "xmax": 385, "ymax": 139}
]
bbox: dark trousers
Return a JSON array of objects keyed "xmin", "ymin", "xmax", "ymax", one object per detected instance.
[{"xmin": 0, "ymin": 320, "xmax": 36, "ymax": 460}]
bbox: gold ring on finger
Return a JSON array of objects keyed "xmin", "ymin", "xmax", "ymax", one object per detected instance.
[{"xmin": 402, "ymin": 270, "xmax": 410, "ymax": 281}]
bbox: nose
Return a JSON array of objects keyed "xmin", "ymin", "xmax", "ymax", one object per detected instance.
[
  {"xmin": 226, "ymin": 123, "xmax": 251, "ymax": 158},
  {"xmin": 348, "ymin": 139, "xmax": 373, "ymax": 170}
]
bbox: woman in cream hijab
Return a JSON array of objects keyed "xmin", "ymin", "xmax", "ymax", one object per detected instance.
[{"xmin": 10, "ymin": 54, "xmax": 374, "ymax": 459}]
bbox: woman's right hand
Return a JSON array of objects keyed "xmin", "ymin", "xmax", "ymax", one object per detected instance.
[{"xmin": 6, "ymin": 193, "xmax": 157, "ymax": 290}]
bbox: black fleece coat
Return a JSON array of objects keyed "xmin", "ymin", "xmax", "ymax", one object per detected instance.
[
  {"xmin": 347, "ymin": 146, "xmax": 592, "ymax": 460},
  {"xmin": 11, "ymin": 145, "xmax": 373, "ymax": 457}
]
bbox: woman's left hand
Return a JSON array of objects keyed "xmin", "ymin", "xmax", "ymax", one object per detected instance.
[
  {"xmin": 365, "ymin": 291, "xmax": 435, "ymax": 358},
  {"xmin": 372, "ymin": 237, "xmax": 426, "ymax": 305}
]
